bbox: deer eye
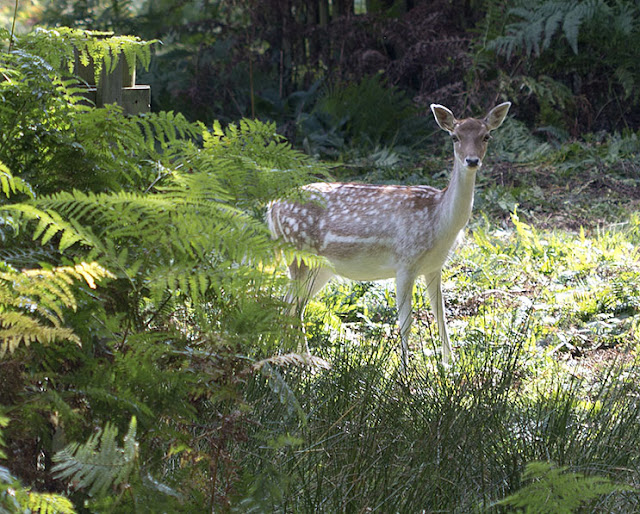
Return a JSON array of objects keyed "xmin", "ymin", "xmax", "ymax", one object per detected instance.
[
  {"xmin": 483, "ymin": 134, "xmax": 491, "ymax": 142},
  {"xmin": 451, "ymin": 134, "xmax": 460, "ymax": 143}
]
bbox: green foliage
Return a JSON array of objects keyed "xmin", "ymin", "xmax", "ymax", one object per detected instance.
[
  {"xmin": 0, "ymin": 415, "xmax": 6, "ymax": 460},
  {"xmin": 2, "ymin": 118, "xmax": 322, "ymax": 313},
  {"xmin": 490, "ymin": 118, "xmax": 553, "ymax": 163},
  {"xmin": 0, "ymin": 30, "xmax": 181, "ymax": 195},
  {"xmin": 238, "ymin": 276, "xmax": 640, "ymax": 511},
  {"xmin": 0, "ymin": 26, "xmax": 322, "ymax": 511},
  {"xmin": 11, "ymin": 487, "xmax": 76, "ymax": 514},
  {"xmin": 199, "ymin": 118, "xmax": 328, "ymax": 207},
  {"xmin": 2, "ymin": 12, "xmax": 640, "ymax": 513},
  {"xmin": 484, "ymin": 0, "xmax": 640, "ymax": 131},
  {"xmin": 497, "ymin": 461, "xmax": 625, "ymax": 512},
  {"xmin": 0, "ymin": 162, "xmax": 32, "ymax": 199},
  {"xmin": 52, "ymin": 416, "xmax": 138, "ymax": 497},
  {"xmin": 1, "ymin": 470, "xmax": 77, "ymax": 513}
]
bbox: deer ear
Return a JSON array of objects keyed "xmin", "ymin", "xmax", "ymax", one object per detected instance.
[
  {"xmin": 431, "ymin": 104, "xmax": 456, "ymax": 133},
  {"xmin": 485, "ymin": 102, "xmax": 511, "ymax": 131}
]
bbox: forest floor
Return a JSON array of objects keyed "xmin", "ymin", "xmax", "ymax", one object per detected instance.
[{"xmin": 486, "ymin": 161, "xmax": 640, "ymax": 230}]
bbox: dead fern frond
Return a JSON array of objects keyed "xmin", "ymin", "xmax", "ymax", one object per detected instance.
[
  {"xmin": 0, "ymin": 311, "xmax": 80, "ymax": 357},
  {"xmin": 252, "ymin": 352, "xmax": 331, "ymax": 371},
  {"xmin": 0, "ymin": 262, "xmax": 114, "ymax": 356}
]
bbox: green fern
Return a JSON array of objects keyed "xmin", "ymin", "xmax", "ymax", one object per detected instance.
[
  {"xmin": 1, "ymin": 117, "xmax": 326, "ymax": 307},
  {"xmin": 1, "ymin": 465, "xmax": 76, "ymax": 514},
  {"xmin": 0, "ymin": 415, "xmax": 6, "ymax": 460},
  {"xmin": 491, "ymin": 118, "xmax": 553, "ymax": 164},
  {"xmin": 0, "ymin": 31, "xmax": 194, "ymax": 194},
  {"xmin": 496, "ymin": 461, "xmax": 626, "ymax": 512},
  {"xmin": 0, "ymin": 162, "xmax": 33, "ymax": 199},
  {"xmin": 2, "ymin": 417, "xmax": 75, "ymax": 512},
  {"xmin": 489, "ymin": 0, "xmax": 605, "ymax": 58},
  {"xmin": 20, "ymin": 492, "xmax": 76, "ymax": 514},
  {"xmin": 1, "ymin": 204, "xmax": 97, "ymax": 252},
  {"xmin": 201, "ymin": 118, "xmax": 329, "ymax": 206},
  {"xmin": 52, "ymin": 416, "xmax": 138, "ymax": 497},
  {"xmin": 0, "ymin": 311, "xmax": 78, "ymax": 357},
  {"xmin": 0, "ymin": 26, "xmax": 331, "ymax": 509},
  {"xmin": 259, "ymin": 364, "xmax": 308, "ymax": 425}
]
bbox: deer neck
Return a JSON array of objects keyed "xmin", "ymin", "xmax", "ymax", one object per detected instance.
[{"xmin": 439, "ymin": 158, "xmax": 477, "ymax": 233}]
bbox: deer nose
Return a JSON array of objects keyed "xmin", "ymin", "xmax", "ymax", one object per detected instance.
[{"xmin": 465, "ymin": 157, "xmax": 480, "ymax": 168}]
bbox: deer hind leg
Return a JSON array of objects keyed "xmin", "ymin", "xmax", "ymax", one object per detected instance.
[
  {"xmin": 395, "ymin": 270, "xmax": 417, "ymax": 370},
  {"xmin": 285, "ymin": 260, "xmax": 334, "ymax": 353},
  {"xmin": 425, "ymin": 271, "xmax": 453, "ymax": 364}
]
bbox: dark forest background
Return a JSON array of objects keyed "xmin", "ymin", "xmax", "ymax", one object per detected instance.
[{"xmin": 31, "ymin": 0, "xmax": 640, "ymax": 135}]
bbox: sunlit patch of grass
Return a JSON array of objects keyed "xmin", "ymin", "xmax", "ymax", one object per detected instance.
[{"xmin": 446, "ymin": 210, "xmax": 640, "ymax": 356}]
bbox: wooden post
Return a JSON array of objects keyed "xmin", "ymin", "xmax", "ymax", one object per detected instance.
[{"xmin": 97, "ymin": 52, "xmax": 123, "ymax": 107}]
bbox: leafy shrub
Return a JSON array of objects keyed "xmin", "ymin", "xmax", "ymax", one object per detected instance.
[
  {"xmin": 1, "ymin": 415, "xmax": 76, "ymax": 513},
  {"xmin": 299, "ymin": 75, "xmax": 430, "ymax": 160}
]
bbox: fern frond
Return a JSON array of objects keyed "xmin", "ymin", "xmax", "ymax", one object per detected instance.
[
  {"xmin": 27, "ymin": 177, "xmax": 276, "ymax": 284},
  {"xmin": 136, "ymin": 111, "xmax": 200, "ymax": 153},
  {"xmin": 282, "ymin": 245, "xmax": 333, "ymax": 272},
  {"xmin": 0, "ymin": 311, "xmax": 80, "ymax": 356},
  {"xmin": 0, "ymin": 463, "xmax": 76, "ymax": 513},
  {"xmin": 0, "ymin": 161, "xmax": 33, "ymax": 199},
  {"xmin": 562, "ymin": 1, "xmax": 601, "ymax": 54},
  {"xmin": 489, "ymin": 0, "xmax": 607, "ymax": 58},
  {"xmin": 18, "ymin": 262, "xmax": 114, "ymax": 292},
  {"xmin": 1, "ymin": 203, "xmax": 97, "ymax": 251},
  {"xmin": 3, "ymin": 262, "xmax": 114, "ymax": 306},
  {"xmin": 52, "ymin": 416, "xmax": 138, "ymax": 497},
  {"xmin": 259, "ymin": 364, "xmax": 307, "ymax": 424},
  {"xmin": 18, "ymin": 28, "xmax": 159, "ymax": 86},
  {"xmin": 496, "ymin": 461, "xmax": 628, "ymax": 512},
  {"xmin": 199, "ymin": 119, "xmax": 330, "ymax": 205},
  {"xmin": 0, "ymin": 248, "xmax": 59, "ymax": 271}
]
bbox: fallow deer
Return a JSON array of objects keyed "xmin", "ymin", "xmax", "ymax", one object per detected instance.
[{"xmin": 267, "ymin": 102, "xmax": 511, "ymax": 366}]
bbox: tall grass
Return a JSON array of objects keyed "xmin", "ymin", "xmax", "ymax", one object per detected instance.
[{"xmin": 241, "ymin": 322, "xmax": 640, "ymax": 511}]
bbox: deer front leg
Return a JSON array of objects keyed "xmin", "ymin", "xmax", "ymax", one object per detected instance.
[
  {"xmin": 395, "ymin": 270, "xmax": 417, "ymax": 369},
  {"xmin": 286, "ymin": 261, "xmax": 333, "ymax": 314},
  {"xmin": 425, "ymin": 270, "xmax": 453, "ymax": 364},
  {"xmin": 286, "ymin": 261, "xmax": 334, "ymax": 353}
]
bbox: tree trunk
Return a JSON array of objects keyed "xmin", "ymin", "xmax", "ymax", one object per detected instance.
[
  {"xmin": 319, "ymin": 0, "xmax": 329, "ymax": 26},
  {"xmin": 333, "ymin": 0, "xmax": 353, "ymax": 17}
]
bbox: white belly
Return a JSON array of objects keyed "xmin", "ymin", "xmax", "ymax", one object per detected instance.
[
  {"xmin": 322, "ymin": 229, "xmax": 461, "ymax": 281},
  {"xmin": 331, "ymin": 254, "xmax": 397, "ymax": 281}
]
